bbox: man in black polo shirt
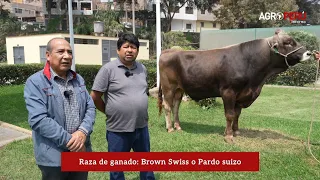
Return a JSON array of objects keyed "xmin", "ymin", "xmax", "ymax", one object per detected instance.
[{"xmin": 91, "ymin": 33, "xmax": 155, "ymax": 180}]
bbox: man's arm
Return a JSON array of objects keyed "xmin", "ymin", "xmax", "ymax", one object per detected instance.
[
  {"xmin": 91, "ymin": 66, "xmax": 109, "ymax": 114},
  {"xmin": 24, "ymin": 77, "xmax": 72, "ymax": 150},
  {"xmin": 90, "ymin": 90, "xmax": 105, "ymax": 114}
]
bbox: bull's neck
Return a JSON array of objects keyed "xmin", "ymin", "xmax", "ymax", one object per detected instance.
[{"xmin": 241, "ymin": 38, "xmax": 288, "ymax": 86}]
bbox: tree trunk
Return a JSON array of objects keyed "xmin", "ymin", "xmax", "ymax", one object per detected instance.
[
  {"xmin": 165, "ymin": 15, "xmax": 172, "ymax": 32},
  {"xmin": 47, "ymin": 0, "xmax": 53, "ymax": 26}
]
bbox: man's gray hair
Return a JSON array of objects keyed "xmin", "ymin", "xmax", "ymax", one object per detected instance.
[{"xmin": 46, "ymin": 37, "xmax": 67, "ymax": 52}]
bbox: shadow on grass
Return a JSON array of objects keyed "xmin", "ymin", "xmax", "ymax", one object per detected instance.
[
  {"xmin": 181, "ymin": 122, "xmax": 301, "ymax": 141},
  {"xmin": 238, "ymin": 128, "xmax": 297, "ymax": 141},
  {"xmin": 180, "ymin": 122, "xmax": 224, "ymax": 135}
]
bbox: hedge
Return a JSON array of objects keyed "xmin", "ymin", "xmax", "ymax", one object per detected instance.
[
  {"xmin": 0, "ymin": 60, "xmax": 157, "ymax": 90},
  {"xmin": 0, "ymin": 63, "xmax": 44, "ymax": 85}
]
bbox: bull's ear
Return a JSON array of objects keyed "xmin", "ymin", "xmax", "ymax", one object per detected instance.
[{"xmin": 275, "ymin": 29, "xmax": 283, "ymax": 35}]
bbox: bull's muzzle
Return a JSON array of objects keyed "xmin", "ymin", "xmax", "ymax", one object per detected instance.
[{"xmin": 300, "ymin": 50, "xmax": 312, "ymax": 62}]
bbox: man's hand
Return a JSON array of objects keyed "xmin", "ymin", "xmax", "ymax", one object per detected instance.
[
  {"xmin": 67, "ymin": 130, "xmax": 87, "ymax": 152},
  {"xmin": 315, "ymin": 51, "xmax": 320, "ymax": 60}
]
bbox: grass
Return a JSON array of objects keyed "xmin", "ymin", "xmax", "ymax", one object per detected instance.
[{"xmin": 1, "ymin": 85, "xmax": 320, "ymax": 179}]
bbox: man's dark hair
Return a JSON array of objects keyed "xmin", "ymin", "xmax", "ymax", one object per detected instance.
[
  {"xmin": 46, "ymin": 37, "xmax": 66, "ymax": 52},
  {"xmin": 117, "ymin": 33, "xmax": 140, "ymax": 50}
]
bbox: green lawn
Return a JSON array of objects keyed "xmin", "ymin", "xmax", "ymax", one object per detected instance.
[{"xmin": 1, "ymin": 85, "xmax": 320, "ymax": 179}]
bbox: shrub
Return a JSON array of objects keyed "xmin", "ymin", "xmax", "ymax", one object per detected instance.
[
  {"xmin": 196, "ymin": 98, "xmax": 218, "ymax": 110},
  {"xmin": 73, "ymin": 65, "xmax": 101, "ymax": 89},
  {"xmin": 0, "ymin": 64, "xmax": 44, "ymax": 85},
  {"xmin": 162, "ymin": 31, "xmax": 195, "ymax": 50},
  {"xmin": 0, "ymin": 61, "xmax": 157, "ymax": 89},
  {"xmin": 139, "ymin": 60, "xmax": 157, "ymax": 88}
]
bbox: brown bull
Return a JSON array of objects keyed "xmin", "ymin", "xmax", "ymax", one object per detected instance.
[{"xmin": 157, "ymin": 30, "xmax": 312, "ymax": 143}]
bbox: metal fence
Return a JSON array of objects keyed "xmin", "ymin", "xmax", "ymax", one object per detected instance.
[{"xmin": 200, "ymin": 25, "xmax": 320, "ymax": 50}]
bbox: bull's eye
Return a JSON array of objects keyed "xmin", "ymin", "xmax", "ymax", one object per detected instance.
[{"xmin": 285, "ymin": 41, "xmax": 292, "ymax": 47}]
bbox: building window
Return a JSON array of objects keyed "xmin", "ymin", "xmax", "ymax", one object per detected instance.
[
  {"xmin": 72, "ymin": 2, "xmax": 77, "ymax": 10},
  {"xmin": 201, "ymin": 9, "xmax": 205, "ymax": 14},
  {"xmin": 15, "ymin": 8, "xmax": 22, "ymax": 14},
  {"xmin": 52, "ymin": 2, "xmax": 57, "ymax": 8},
  {"xmin": 186, "ymin": 23, "xmax": 192, "ymax": 29},
  {"xmin": 212, "ymin": 22, "xmax": 216, "ymax": 28},
  {"xmin": 65, "ymin": 38, "xmax": 98, "ymax": 45},
  {"xmin": 174, "ymin": 6, "xmax": 180, "ymax": 13},
  {"xmin": 185, "ymin": 7, "xmax": 193, "ymax": 14},
  {"xmin": 81, "ymin": 2, "xmax": 91, "ymax": 10}
]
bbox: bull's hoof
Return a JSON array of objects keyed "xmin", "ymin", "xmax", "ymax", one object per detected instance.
[
  {"xmin": 167, "ymin": 128, "xmax": 175, "ymax": 133},
  {"xmin": 174, "ymin": 123, "xmax": 182, "ymax": 131},
  {"xmin": 224, "ymin": 136, "xmax": 234, "ymax": 144},
  {"xmin": 233, "ymin": 130, "xmax": 240, "ymax": 136}
]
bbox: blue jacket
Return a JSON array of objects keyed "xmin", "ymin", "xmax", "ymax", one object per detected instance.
[{"xmin": 24, "ymin": 62, "xmax": 96, "ymax": 166}]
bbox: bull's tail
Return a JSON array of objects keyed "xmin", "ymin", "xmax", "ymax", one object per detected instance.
[{"xmin": 157, "ymin": 83, "xmax": 163, "ymax": 116}]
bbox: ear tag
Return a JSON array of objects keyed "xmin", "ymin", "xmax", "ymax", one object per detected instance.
[{"xmin": 273, "ymin": 48, "xmax": 279, "ymax": 53}]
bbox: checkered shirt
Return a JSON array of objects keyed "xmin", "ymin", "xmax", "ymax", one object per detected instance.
[{"xmin": 51, "ymin": 68, "xmax": 81, "ymax": 134}]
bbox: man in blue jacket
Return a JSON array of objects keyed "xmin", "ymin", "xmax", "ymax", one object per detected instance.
[{"xmin": 24, "ymin": 38, "xmax": 96, "ymax": 180}]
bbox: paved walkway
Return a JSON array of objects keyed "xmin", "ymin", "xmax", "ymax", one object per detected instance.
[{"xmin": 0, "ymin": 121, "xmax": 31, "ymax": 148}]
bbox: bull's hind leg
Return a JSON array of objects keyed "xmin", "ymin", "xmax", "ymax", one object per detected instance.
[
  {"xmin": 173, "ymin": 89, "xmax": 184, "ymax": 131},
  {"xmin": 221, "ymin": 89, "xmax": 237, "ymax": 143},
  {"xmin": 163, "ymin": 90, "xmax": 175, "ymax": 132},
  {"xmin": 232, "ymin": 105, "xmax": 242, "ymax": 136}
]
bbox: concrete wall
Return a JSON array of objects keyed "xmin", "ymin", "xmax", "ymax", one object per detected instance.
[
  {"xmin": 6, "ymin": 33, "xmax": 150, "ymax": 65},
  {"xmin": 196, "ymin": 21, "xmax": 220, "ymax": 32},
  {"xmin": 200, "ymin": 26, "xmax": 320, "ymax": 50},
  {"xmin": 171, "ymin": 19, "xmax": 197, "ymax": 32},
  {"xmin": 6, "ymin": 34, "xmax": 63, "ymax": 64}
]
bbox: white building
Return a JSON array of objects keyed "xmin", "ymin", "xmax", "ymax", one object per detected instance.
[
  {"xmin": 148, "ymin": 1, "xmax": 220, "ymax": 32},
  {"xmin": 6, "ymin": 34, "xmax": 149, "ymax": 65},
  {"xmin": 1, "ymin": 0, "xmax": 44, "ymax": 25}
]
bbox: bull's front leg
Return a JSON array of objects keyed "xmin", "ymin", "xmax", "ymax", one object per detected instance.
[{"xmin": 221, "ymin": 89, "xmax": 237, "ymax": 143}]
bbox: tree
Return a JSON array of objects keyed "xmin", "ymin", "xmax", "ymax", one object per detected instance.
[
  {"xmin": 0, "ymin": 0, "xmax": 10, "ymax": 15},
  {"xmin": 213, "ymin": 0, "xmax": 299, "ymax": 29},
  {"xmin": 161, "ymin": 0, "xmax": 219, "ymax": 32},
  {"xmin": 162, "ymin": 31, "xmax": 194, "ymax": 50},
  {"xmin": 74, "ymin": 15, "xmax": 94, "ymax": 35},
  {"xmin": 94, "ymin": 8, "xmax": 125, "ymax": 37},
  {"xmin": 45, "ymin": 0, "xmax": 53, "ymax": 22},
  {"xmin": 296, "ymin": 0, "xmax": 320, "ymax": 25},
  {"xmin": 44, "ymin": 0, "xmax": 69, "ymax": 30},
  {"xmin": 0, "ymin": 6, "xmax": 21, "ymax": 62},
  {"xmin": 114, "ymin": 0, "xmax": 139, "ymax": 33}
]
